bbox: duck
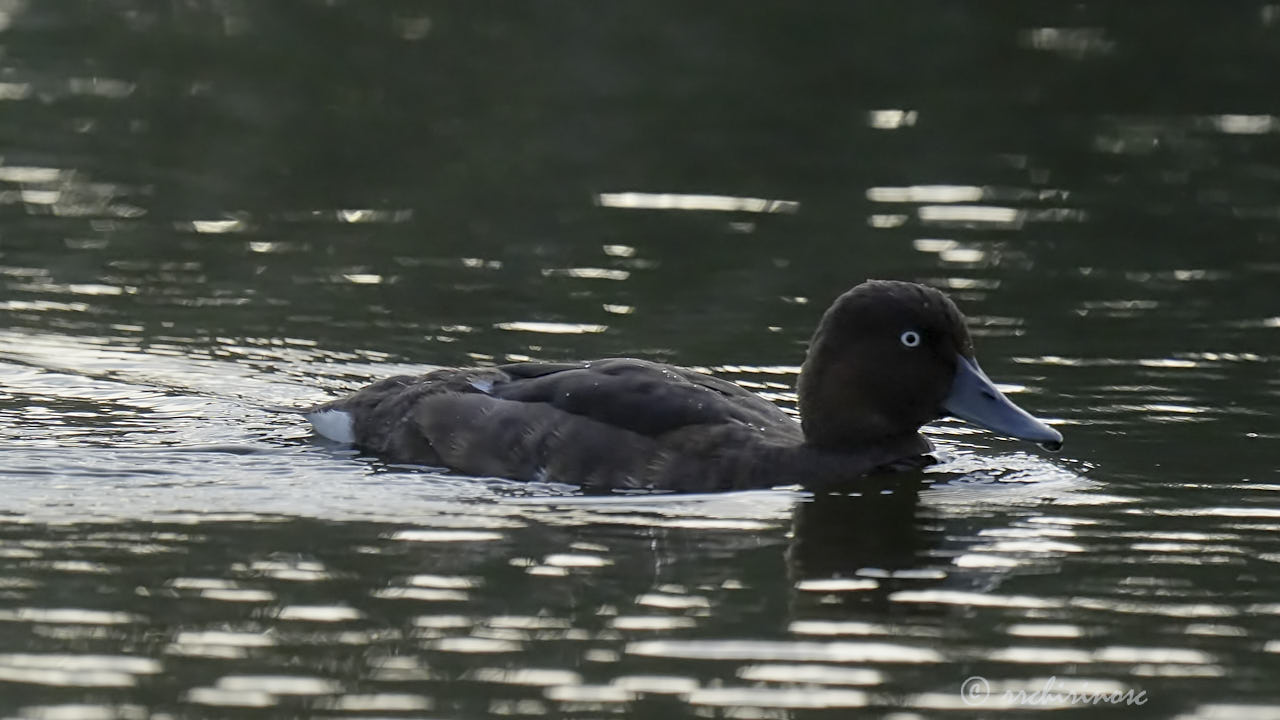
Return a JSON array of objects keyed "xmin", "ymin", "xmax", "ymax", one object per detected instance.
[{"xmin": 300, "ymin": 280, "xmax": 1063, "ymax": 492}]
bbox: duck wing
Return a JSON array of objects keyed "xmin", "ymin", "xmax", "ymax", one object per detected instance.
[
  {"xmin": 491, "ymin": 359, "xmax": 795, "ymax": 436},
  {"xmin": 307, "ymin": 358, "xmax": 800, "ymax": 490}
]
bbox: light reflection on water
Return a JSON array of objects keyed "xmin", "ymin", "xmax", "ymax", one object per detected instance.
[
  {"xmin": 2, "ymin": 1, "xmax": 1280, "ymax": 716},
  {"xmin": 0, "ymin": 328, "xmax": 1163, "ymax": 716},
  {"xmin": 0, "ymin": 493, "xmax": 1275, "ymax": 717},
  {"xmin": 3, "ymin": 331, "xmax": 1270, "ymax": 717},
  {"xmin": 1, "ymin": 249, "xmax": 1276, "ymax": 717}
]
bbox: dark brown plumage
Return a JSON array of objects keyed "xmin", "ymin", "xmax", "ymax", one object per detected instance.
[{"xmin": 303, "ymin": 280, "xmax": 1062, "ymax": 492}]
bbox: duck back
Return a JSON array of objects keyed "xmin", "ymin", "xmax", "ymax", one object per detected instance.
[{"xmin": 307, "ymin": 359, "xmax": 808, "ymax": 491}]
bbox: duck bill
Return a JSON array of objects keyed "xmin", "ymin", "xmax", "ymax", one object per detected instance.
[{"xmin": 944, "ymin": 355, "xmax": 1063, "ymax": 451}]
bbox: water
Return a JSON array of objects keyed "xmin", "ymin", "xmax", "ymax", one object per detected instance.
[{"xmin": 1, "ymin": 2, "xmax": 1279, "ymax": 717}]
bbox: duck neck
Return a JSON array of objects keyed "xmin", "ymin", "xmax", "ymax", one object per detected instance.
[
  {"xmin": 765, "ymin": 433, "xmax": 934, "ymax": 490},
  {"xmin": 703, "ymin": 429, "xmax": 934, "ymax": 492}
]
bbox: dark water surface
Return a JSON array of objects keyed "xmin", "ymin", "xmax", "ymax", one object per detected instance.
[{"xmin": 2, "ymin": 2, "xmax": 1278, "ymax": 718}]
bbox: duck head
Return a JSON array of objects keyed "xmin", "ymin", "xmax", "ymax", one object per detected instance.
[{"xmin": 797, "ymin": 280, "xmax": 1063, "ymax": 451}]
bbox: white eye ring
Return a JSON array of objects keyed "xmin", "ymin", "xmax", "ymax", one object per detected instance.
[{"xmin": 900, "ymin": 330, "xmax": 921, "ymax": 348}]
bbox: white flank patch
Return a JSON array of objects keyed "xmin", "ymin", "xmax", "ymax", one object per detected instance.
[
  {"xmin": 469, "ymin": 379, "xmax": 494, "ymax": 394},
  {"xmin": 306, "ymin": 409, "xmax": 355, "ymax": 444}
]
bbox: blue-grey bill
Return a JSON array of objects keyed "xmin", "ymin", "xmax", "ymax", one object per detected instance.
[{"xmin": 943, "ymin": 355, "xmax": 1064, "ymax": 451}]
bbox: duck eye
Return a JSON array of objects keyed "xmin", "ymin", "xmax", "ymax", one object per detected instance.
[{"xmin": 900, "ymin": 330, "xmax": 921, "ymax": 348}]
